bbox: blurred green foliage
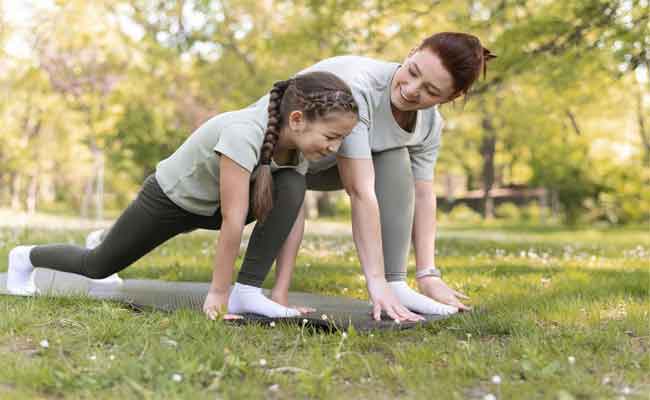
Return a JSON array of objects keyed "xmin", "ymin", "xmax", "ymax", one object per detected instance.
[{"xmin": 0, "ymin": 0, "xmax": 648, "ymax": 225}]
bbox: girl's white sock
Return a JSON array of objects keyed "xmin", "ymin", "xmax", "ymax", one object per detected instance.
[
  {"xmin": 389, "ymin": 281, "xmax": 458, "ymax": 316},
  {"xmin": 7, "ymin": 246, "xmax": 37, "ymax": 296},
  {"xmin": 228, "ymin": 283, "xmax": 300, "ymax": 318}
]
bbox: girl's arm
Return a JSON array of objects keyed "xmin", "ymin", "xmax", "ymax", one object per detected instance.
[
  {"xmin": 271, "ymin": 203, "xmax": 306, "ymax": 305},
  {"xmin": 203, "ymin": 155, "xmax": 251, "ymax": 319}
]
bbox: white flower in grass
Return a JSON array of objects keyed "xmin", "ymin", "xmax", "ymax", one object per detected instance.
[
  {"xmin": 568, "ymin": 356, "xmax": 576, "ymax": 365},
  {"xmin": 171, "ymin": 373, "xmax": 182, "ymax": 382},
  {"xmin": 483, "ymin": 394, "xmax": 497, "ymax": 400},
  {"xmin": 109, "ymin": 355, "xmax": 116, "ymax": 361},
  {"xmin": 302, "ymin": 319, "xmax": 308, "ymax": 324},
  {"xmin": 269, "ymin": 321, "xmax": 276, "ymax": 327},
  {"xmin": 89, "ymin": 355, "xmax": 97, "ymax": 361},
  {"xmin": 341, "ymin": 332, "xmax": 347, "ymax": 339},
  {"xmin": 491, "ymin": 375, "xmax": 501, "ymax": 384},
  {"xmin": 621, "ymin": 386, "xmax": 632, "ymax": 395},
  {"xmin": 39, "ymin": 339, "xmax": 49, "ymax": 349},
  {"xmin": 335, "ymin": 353, "xmax": 342, "ymax": 360},
  {"xmin": 321, "ymin": 314, "xmax": 328, "ymax": 321},
  {"xmin": 268, "ymin": 383, "xmax": 280, "ymax": 392},
  {"xmin": 259, "ymin": 359, "xmax": 267, "ymax": 366},
  {"xmin": 394, "ymin": 319, "xmax": 400, "ymax": 325}
]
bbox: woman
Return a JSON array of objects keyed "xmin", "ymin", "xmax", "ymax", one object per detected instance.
[
  {"xmin": 238, "ymin": 32, "xmax": 495, "ymax": 320},
  {"xmin": 7, "ymin": 71, "xmax": 366, "ymax": 320}
]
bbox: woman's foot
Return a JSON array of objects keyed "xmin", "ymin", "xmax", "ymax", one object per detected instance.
[
  {"xmin": 85, "ymin": 229, "xmax": 123, "ymax": 286},
  {"xmin": 228, "ymin": 283, "xmax": 301, "ymax": 318},
  {"xmin": 389, "ymin": 281, "xmax": 458, "ymax": 316},
  {"xmin": 7, "ymin": 246, "xmax": 37, "ymax": 296}
]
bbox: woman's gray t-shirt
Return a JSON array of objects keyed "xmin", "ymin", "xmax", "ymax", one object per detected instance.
[{"xmin": 155, "ymin": 104, "xmax": 308, "ymax": 216}]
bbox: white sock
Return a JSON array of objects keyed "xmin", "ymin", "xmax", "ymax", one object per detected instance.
[
  {"xmin": 389, "ymin": 281, "xmax": 458, "ymax": 316},
  {"xmin": 228, "ymin": 283, "xmax": 300, "ymax": 318},
  {"xmin": 7, "ymin": 246, "xmax": 37, "ymax": 296}
]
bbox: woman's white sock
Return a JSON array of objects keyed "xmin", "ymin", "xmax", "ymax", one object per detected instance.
[
  {"xmin": 388, "ymin": 281, "xmax": 458, "ymax": 316},
  {"xmin": 7, "ymin": 246, "xmax": 37, "ymax": 296},
  {"xmin": 228, "ymin": 283, "xmax": 300, "ymax": 318}
]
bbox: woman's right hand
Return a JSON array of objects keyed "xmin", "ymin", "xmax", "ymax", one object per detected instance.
[
  {"xmin": 366, "ymin": 278, "xmax": 424, "ymax": 322},
  {"xmin": 203, "ymin": 288, "xmax": 242, "ymax": 320}
]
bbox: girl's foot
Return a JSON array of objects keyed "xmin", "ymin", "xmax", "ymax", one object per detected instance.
[
  {"xmin": 389, "ymin": 281, "xmax": 458, "ymax": 316},
  {"xmin": 228, "ymin": 283, "xmax": 301, "ymax": 318},
  {"xmin": 7, "ymin": 246, "xmax": 37, "ymax": 296},
  {"xmin": 86, "ymin": 229, "xmax": 123, "ymax": 286}
]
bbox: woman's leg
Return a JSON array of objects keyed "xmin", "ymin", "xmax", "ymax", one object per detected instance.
[
  {"xmin": 372, "ymin": 148, "xmax": 414, "ymax": 282},
  {"xmin": 373, "ymin": 148, "xmax": 456, "ymax": 315}
]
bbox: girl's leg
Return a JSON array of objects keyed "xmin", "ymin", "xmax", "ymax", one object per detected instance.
[
  {"xmin": 9, "ymin": 175, "xmax": 213, "ymax": 294},
  {"xmin": 227, "ymin": 170, "xmax": 307, "ymax": 317}
]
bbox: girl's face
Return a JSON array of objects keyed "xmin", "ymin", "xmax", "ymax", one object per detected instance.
[
  {"xmin": 284, "ymin": 111, "xmax": 358, "ymax": 161},
  {"xmin": 390, "ymin": 49, "xmax": 457, "ymax": 112}
]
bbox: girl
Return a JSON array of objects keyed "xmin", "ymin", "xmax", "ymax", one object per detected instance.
[
  {"xmin": 238, "ymin": 32, "xmax": 495, "ymax": 320},
  {"xmin": 7, "ymin": 71, "xmax": 362, "ymax": 319}
]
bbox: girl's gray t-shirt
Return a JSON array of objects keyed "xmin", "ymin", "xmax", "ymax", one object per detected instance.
[
  {"xmin": 253, "ymin": 55, "xmax": 444, "ymax": 181},
  {"xmin": 155, "ymin": 104, "xmax": 308, "ymax": 216}
]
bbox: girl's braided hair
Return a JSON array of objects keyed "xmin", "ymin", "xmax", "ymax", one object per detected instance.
[{"xmin": 253, "ymin": 71, "xmax": 358, "ymax": 222}]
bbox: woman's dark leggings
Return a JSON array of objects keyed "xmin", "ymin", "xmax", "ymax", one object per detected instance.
[{"xmin": 30, "ymin": 171, "xmax": 306, "ymax": 283}]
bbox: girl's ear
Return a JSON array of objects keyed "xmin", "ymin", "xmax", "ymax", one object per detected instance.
[{"xmin": 288, "ymin": 110, "xmax": 306, "ymax": 132}]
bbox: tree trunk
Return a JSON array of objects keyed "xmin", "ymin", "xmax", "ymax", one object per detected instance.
[
  {"xmin": 480, "ymin": 116, "xmax": 497, "ymax": 219},
  {"xmin": 316, "ymin": 192, "xmax": 335, "ymax": 217},
  {"xmin": 10, "ymin": 173, "xmax": 22, "ymax": 211},
  {"xmin": 27, "ymin": 174, "xmax": 38, "ymax": 215},
  {"xmin": 636, "ymin": 89, "xmax": 650, "ymax": 166}
]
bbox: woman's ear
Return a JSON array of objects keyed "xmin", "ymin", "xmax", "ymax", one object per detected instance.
[{"xmin": 288, "ymin": 110, "xmax": 306, "ymax": 133}]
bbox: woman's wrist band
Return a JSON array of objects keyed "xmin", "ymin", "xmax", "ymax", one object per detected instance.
[{"xmin": 415, "ymin": 267, "xmax": 442, "ymax": 279}]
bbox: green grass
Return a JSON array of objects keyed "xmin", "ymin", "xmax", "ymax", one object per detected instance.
[{"xmin": 0, "ymin": 224, "xmax": 648, "ymax": 399}]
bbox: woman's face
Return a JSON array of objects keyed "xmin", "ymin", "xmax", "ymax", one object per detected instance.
[
  {"xmin": 390, "ymin": 48, "xmax": 457, "ymax": 112},
  {"xmin": 290, "ymin": 111, "xmax": 358, "ymax": 161}
]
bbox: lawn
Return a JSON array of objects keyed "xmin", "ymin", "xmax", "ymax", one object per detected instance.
[{"xmin": 0, "ymin": 223, "xmax": 648, "ymax": 399}]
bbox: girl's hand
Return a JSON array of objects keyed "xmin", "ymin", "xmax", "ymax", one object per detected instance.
[
  {"xmin": 417, "ymin": 277, "xmax": 471, "ymax": 311},
  {"xmin": 366, "ymin": 278, "xmax": 424, "ymax": 322},
  {"xmin": 203, "ymin": 289, "xmax": 243, "ymax": 320}
]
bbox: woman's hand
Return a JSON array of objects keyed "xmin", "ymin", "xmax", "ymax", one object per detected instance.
[
  {"xmin": 417, "ymin": 277, "xmax": 471, "ymax": 311},
  {"xmin": 203, "ymin": 288, "xmax": 242, "ymax": 320},
  {"xmin": 367, "ymin": 278, "xmax": 424, "ymax": 322}
]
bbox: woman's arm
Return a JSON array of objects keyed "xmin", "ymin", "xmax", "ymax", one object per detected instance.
[
  {"xmin": 203, "ymin": 155, "xmax": 251, "ymax": 319},
  {"xmin": 412, "ymin": 179, "xmax": 470, "ymax": 311},
  {"xmin": 337, "ymin": 156, "xmax": 423, "ymax": 322}
]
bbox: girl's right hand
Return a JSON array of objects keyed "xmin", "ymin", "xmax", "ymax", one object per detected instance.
[
  {"xmin": 366, "ymin": 278, "xmax": 424, "ymax": 322},
  {"xmin": 203, "ymin": 289, "xmax": 243, "ymax": 320}
]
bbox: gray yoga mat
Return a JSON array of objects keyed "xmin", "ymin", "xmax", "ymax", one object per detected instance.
[{"xmin": 0, "ymin": 270, "xmax": 449, "ymax": 331}]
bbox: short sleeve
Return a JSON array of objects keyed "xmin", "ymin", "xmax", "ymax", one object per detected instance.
[
  {"xmin": 408, "ymin": 116, "xmax": 444, "ymax": 181},
  {"xmin": 336, "ymin": 89, "xmax": 372, "ymax": 159},
  {"xmin": 213, "ymin": 123, "xmax": 262, "ymax": 173}
]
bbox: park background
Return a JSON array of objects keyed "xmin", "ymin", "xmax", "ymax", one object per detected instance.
[
  {"xmin": 1, "ymin": 0, "xmax": 648, "ymax": 227},
  {"xmin": 0, "ymin": 1, "xmax": 649, "ymax": 400}
]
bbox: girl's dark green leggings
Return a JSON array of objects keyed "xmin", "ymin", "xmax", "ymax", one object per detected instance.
[{"xmin": 30, "ymin": 171, "xmax": 306, "ymax": 283}]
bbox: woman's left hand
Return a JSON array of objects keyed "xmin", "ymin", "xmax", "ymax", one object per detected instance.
[{"xmin": 417, "ymin": 277, "xmax": 471, "ymax": 311}]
